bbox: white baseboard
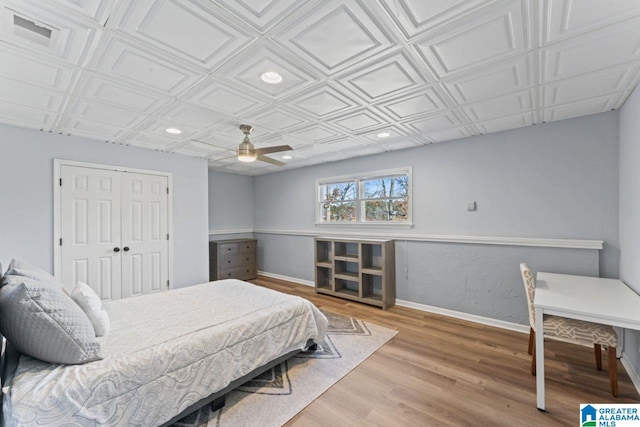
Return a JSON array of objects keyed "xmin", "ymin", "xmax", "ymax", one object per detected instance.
[
  {"xmin": 257, "ymin": 271, "xmax": 314, "ymax": 287},
  {"xmin": 395, "ymin": 299, "xmax": 529, "ymax": 334},
  {"xmin": 259, "ymin": 271, "xmax": 528, "ymax": 333}
]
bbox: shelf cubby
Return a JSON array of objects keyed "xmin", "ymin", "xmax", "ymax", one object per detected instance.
[{"xmin": 314, "ymin": 237, "xmax": 395, "ymax": 309}]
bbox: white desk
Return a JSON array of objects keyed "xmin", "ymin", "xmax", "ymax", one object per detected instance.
[{"xmin": 534, "ymin": 272, "xmax": 640, "ymax": 410}]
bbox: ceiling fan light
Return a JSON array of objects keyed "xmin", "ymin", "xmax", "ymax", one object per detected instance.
[{"xmin": 237, "ymin": 145, "xmax": 257, "ymax": 162}]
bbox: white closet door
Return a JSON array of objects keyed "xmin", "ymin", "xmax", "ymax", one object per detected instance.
[
  {"xmin": 60, "ymin": 165, "xmax": 121, "ymax": 299},
  {"xmin": 120, "ymin": 172, "xmax": 169, "ymax": 298}
]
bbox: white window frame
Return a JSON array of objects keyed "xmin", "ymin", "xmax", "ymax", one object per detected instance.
[{"xmin": 316, "ymin": 167, "xmax": 412, "ymax": 227}]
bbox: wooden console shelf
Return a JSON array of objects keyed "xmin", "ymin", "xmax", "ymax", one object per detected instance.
[{"xmin": 314, "ymin": 237, "xmax": 395, "ymax": 309}]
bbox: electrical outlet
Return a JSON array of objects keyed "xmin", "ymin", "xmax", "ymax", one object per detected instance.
[{"xmin": 467, "ymin": 201, "xmax": 477, "ymax": 211}]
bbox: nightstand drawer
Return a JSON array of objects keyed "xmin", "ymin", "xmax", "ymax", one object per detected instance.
[
  {"xmin": 238, "ymin": 241, "xmax": 256, "ymax": 253},
  {"xmin": 219, "ymin": 243, "xmax": 238, "ymax": 254},
  {"xmin": 219, "ymin": 266, "xmax": 257, "ymax": 280},
  {"xmin": 220, "ymin": 253, "xmax": 255, "ymax": 268}
]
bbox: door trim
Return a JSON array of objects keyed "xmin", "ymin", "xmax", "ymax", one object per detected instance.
[{"xmin": 53, "ymin": 159, "xmax": 174, "ymax": 291}]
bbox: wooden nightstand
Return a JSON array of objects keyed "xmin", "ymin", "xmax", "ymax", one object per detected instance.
[{"xmin": 209, "ymin": 238, "xmax": 257, "ymax": 281}]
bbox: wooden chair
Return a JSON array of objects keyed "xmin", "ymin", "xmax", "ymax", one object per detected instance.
[{"xmin": 520, "ymin": 263, "xmax": 619, "ymax": 396}]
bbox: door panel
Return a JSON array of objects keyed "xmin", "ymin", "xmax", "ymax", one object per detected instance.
[
  {"xmin": 120, "ymin": 172, "xmax": 169, "ymax": 298},
  {"xmin": 61, "ymin": 165, "xmax": 121, "ymax": 298}
]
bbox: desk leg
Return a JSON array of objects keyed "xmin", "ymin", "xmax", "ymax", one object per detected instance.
[{"xmin": 535, "ymin": 309, "xmax": 545, "ymax": 411}]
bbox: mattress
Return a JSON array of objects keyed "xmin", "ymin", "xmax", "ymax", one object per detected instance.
[{"xmin": 2, "ymin": 279, "xmax": 328, "ymax": 426}]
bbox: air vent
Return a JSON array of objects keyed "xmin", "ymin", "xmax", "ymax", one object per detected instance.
[
  {"xmin": 14, "ymin": 15, "xmax": 51, "ymax": 38},
  {"xmin": 11, "ymin": 13, "xmax": 54, "ymax": 47}
]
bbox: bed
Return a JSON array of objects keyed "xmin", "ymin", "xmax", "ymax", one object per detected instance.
[{"xmin": 0, "ymin": 278, "xmax": 328, "ymax": 427}]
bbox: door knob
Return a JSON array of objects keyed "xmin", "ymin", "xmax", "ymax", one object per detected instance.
[
  {"xmin": 123, "ymin": 246, "xmax": 130, "ymax": 252},
  {"xmin": 113, "ymin": 247, "xmax": 120, "ymax": 252}
]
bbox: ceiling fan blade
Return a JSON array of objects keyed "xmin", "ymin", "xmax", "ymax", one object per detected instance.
[
  {"xmin": 255, "ymin": 145, "xmax": 293, "ymax": 155},
  {"xmin": 257, "ymin": 154, "xmax": 285, "ymax": 166}
]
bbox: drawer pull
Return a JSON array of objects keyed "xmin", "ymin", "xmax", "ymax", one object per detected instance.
[
  {"xmin": 228, "ymin": 260, "xmax": 231, "ymax": 264},
  {"xmin": 227, "ymin": 248, "xmax": 232, "ymax": 251},
  {"xmin": 227, "ymin": 273, "xmax": 232, "ymax": 277}
]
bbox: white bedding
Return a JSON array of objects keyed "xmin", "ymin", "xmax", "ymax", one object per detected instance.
[{"xmin": 2, "ymin": 279, "xmax": 328, "ymax": 426}]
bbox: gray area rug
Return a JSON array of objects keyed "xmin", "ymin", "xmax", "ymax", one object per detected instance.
[{"xmin": 171, "ymin": 310, "xmax": 397, "ymax": 427}]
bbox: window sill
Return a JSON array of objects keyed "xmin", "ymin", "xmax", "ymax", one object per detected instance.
[{"xmin": 314, "ymin": 222, "xmax": 414, "ymax": 230}]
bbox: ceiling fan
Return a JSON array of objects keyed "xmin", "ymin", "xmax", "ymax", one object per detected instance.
[{"xmin": 197, "ymin": 124, "xmax": 293, "ymax": 166}]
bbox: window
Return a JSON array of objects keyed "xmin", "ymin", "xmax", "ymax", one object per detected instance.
[{"xmin": 317, "ymin": 168, "xmax": 411, "ymax": 225}]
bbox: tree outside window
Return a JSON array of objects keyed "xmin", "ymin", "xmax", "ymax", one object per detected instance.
[{"xmin": 317, "ymin": 168, "xmax": 411, "ymax": 224}]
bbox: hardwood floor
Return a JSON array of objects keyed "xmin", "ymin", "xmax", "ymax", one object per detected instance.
[{"xmin": 249, "ymin": 275, "xmax": 640, "ymax": 426}]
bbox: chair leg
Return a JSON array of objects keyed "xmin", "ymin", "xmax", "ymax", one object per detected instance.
[
  {"xmin": 595, "ymin": 344, "xmax": 602, "ymax": 371},
  {"xmin": 528, "ymin": 327, "xmax": 534, "ymax": 355},
  {"xmin": 531, "ymin": 330, "xmax": 536, "ymax": 376},
  {"xmin": 609, "ymin": 346, "xmax": 618, "ymax": 397}
]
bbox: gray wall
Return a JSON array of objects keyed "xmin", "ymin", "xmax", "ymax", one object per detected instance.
[
  {"xmin": 208, "ymin": 170, "xmax": 254, "ymax": 233},
  {"xmin": 0, "ymin": 124, "xmax": 209, "ymax": 289},
  {"xmin": 619, "ymin": 84, "xmax": 640, "ymax": 384},
  {"xmin": 251, "ymin": 112, "xmax": 618, "ymax": 324}
]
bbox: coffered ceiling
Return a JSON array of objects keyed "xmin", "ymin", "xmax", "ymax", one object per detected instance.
[{"xmin": 0, "ymin": 0, "xmax": 639, "ymax": 175}]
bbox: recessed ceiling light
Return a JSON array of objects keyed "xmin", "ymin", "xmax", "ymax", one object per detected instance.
[
  {"xmin": 165, "ymin": 127, "xmax": 182, "ymax": 135},
  {"xmin": 260, "ymin": 71, "xmax": 283, "ymax": 84},
  {"xmin": 377, "ymin": 132, "xmax": 391, "ymax": 138},
  {"xmin": 282, "ymin": 154, "xmax": 292, "ymax": 160}
]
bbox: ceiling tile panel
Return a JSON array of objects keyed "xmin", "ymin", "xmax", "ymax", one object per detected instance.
[
  {"xmin": 125, "ymin": 132, "xmax": 177, "ymax": 150},
  {"xmin": 0, "ymin": 101, "xmax": 57, "ymax": 129},
  {"xmin": 215, "ymin": 0, "xmax": 315, "ymax": 33},
  {"xmin": 379, "ymin": 0, "xmax": 495, "ymax": 38},
  {"xmin": 243, "ymin": 106, "xmax": 311, "ymax": 131},
  {"xmin": 378, "ymin": 87, "xmax": 448, "ymax": 120},
  {"xmin": 542, "ymin": 66, "xmax": 640, "ymax": 107},
  {"xmin": 443, "ymin": 55, "xmax": 533, "ymax": 104},
  {"xmin": 475, "ymin": 111, "xmax": 535, "ymax": 134},
  {"xmin": 276, "ymin": 0, "xmax": 394, "ymax": 74},
  {"xmin": 414, "ymin": 0, "xmax": 531, "ymax": 78},
  {"xmin": 59, "ymin": 116, "xmax": 128, "ymax": 140},
  {"xmin": 74, "ymin": 72, "xmax": 171, "ymax": 113},
  {"xmin": 65, "ymin": 98, "xmax": 146, "ymax": 128},
  {"xmin": 156, "ymin": 102, "xmax": 227, "ymax": 130},
  {"xmin": 111, "ymin": 0, "xmax": 255, "ymax": 70},
  {"xmin": 288, "ymin": 84, "xmax": 359, "ymax": 119},
  {"xmin": 87, "ymin": 34, "xmax": 203, "ymax": 95},
  {"xmin": 0, "ymin": 44, "xmax": 75, "ymax": 91},
  {"xmin": 462, "ymin": 89, "xmax": 534, "ymax": 121},
  {"xmin": 184, "ymin": 79, "xmax": 269, "ymax": 116},
  {"xmin": 219, "ymin": 43, "xmax": 318, "ymax": 98},
  {"xmin": 339, "ymin": 50, "xmax": 429, "ymax": 101},
  {"xmin": 405, "ymin": 111, "xmax": 463, "ymax": 134},
  {"xmin": 426, "ymin": 125, "xmax": 473, "ymax": 142},
  {"xmin": 542, "ymin": 0, "xmax": 640, "ymax": 45},
  {"xmin": 0, "ymin": 77, "xmax": 64, "ymax": 111},
  {"xmin": 542, "ymin": 18, "xmax": 640, "ymax": 82},
  {"xmin": 287, "ymin": 123, "xmax": 343, "ymax": 144},
  {"xmin": 542, "ymin": 95, "xmax": 619, "ymax": 123},
  {"xmin": 333, "ymin": 109, "xmax": 387, "ymax": 132}
]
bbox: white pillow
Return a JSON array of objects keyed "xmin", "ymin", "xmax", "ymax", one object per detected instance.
[
  {"xmin": 0, "ymin": 276, "xmax": 102, "ymax": 364},
  {"xmin": 71, "ymin": 281, "xmax": 110, "ymax": 337}
]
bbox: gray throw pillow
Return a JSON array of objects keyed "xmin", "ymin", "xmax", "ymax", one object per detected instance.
[
  {"xmin": 5, "ymin": 258, "xmax": 65, "ymax": 290},
  {"xmin": 0, "ymin": 276, "xmax": 103, "ymax": 364}
]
